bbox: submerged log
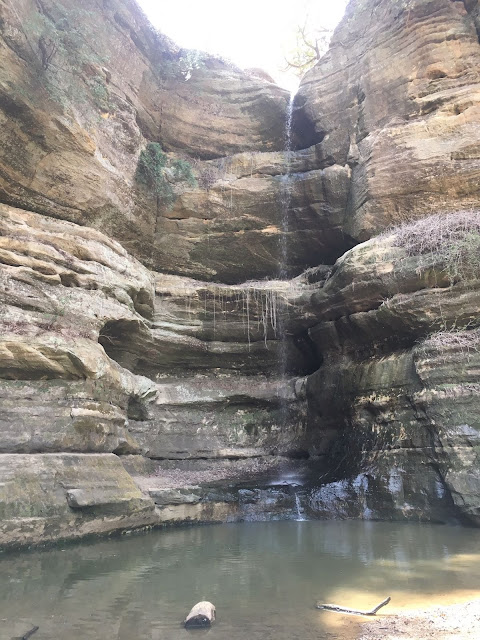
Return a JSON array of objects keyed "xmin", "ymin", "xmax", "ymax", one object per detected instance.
[
  {"xmin": 21, "ymin": 627, "xmax": 39, "ymax": 640},
  {"xmin": 184, "ymin": 601, "xmax": 216, "ymax": 628},
  {"xmin": 315, "ymin": 596, "xmax": 391, "ymax": 616}
]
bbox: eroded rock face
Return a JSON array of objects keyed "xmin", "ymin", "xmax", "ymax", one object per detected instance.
[
  {"xmin": 294, "ymin": 0, "xmax": 480, "ymax": 240},
  {"xmin": 115, "ymin": 273, "xmax": 319, "ymax": 460},
  {"xmin": 155, "ymin": 150, "xmax": 353, "ymax": 282},
  {"xmin": 1, "ymin": 0, "xmax": 480, "ymax": 547},
  {"xmin": 0, "ymin": 203, "xmax": 316, "ymax": 453},
  {"xmin": 0, "ymin": 203, "xmax": 158, "ymax": 454},
  {"xmin": 304, "ymin": 226, "xmax": 480, "ymax": 525},
  {"xmin": 276, "ymin": 0, "xmax": 480, "ymax": 527},
  {"xmin": 0, "ymin": 0, "xmax": 289, "ymax": 276},
  {"xmin": 0, "ymin": 204, "xmax": 319, "ymax": 545},
  {"xmin": 0, "ymin": 0, "xmax": 362, "ymax": 287},
  {"xmin": 0, "ymin": 453, "xmax": 157, "ymax": 548}
]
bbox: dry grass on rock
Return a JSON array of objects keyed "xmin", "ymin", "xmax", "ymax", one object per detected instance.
[
  {"xmin": 391, "ymin": 210, "xmax": 480, "ymax": 283},
  {"xmin": 419, "ymin": 327, "xmax": 480, "ymax": 353}
]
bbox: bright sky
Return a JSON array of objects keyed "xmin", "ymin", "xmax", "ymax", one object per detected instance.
[{"xmin": 136, "ymin": 0, "xmax": 348, "ymax": 91}]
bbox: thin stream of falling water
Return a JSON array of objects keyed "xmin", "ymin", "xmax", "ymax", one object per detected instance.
[
  {"xmin": 295, "ymin": 492, "xmax": 306, "ymax": 521},
  {"xmin": 278, "ymin": 92, "xmax": 295, "ymax": 280},
  {"xmin": 277, "ymin": 93, "xmax": 296, "ymax": 491}
]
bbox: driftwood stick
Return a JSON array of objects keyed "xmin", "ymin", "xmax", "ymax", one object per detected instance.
[
  {"xmin": 316, "ymin": 596, "xmax": 391, "ymax": 616},
  {"xmin": 21, "ymin": 627, "xmax": 39, "ymax": 640}
]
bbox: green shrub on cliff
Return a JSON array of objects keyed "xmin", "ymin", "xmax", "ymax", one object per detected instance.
[
  {"xmin": 162, "ymin": 49, "xmax": 205, "ymax": 80},
  {"xmin": 136, "ymin": 143, "xmax": 174, "ymax": 208},
  {"xmin": 392, "ymin": 210, "xmax": 480, "ymax": 284},
  {"xmin": 170, "ymin": 158, "xmax": 197, "ymax": 187},
  {"xmin": 136, "ymin": 143, "xmax": 168, "ymax": 186},
  {"xmin": 135, "ymin": 143, "xmax": 196, "ymax": 208}
]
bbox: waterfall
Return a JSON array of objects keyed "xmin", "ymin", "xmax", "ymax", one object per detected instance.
[
  {"xmin": 277, "ymin": 92, "xmax": 295, "ymax": 430},
  {"xmin": 278, "ymin": 92, "xmax": 295, "ymax": 280},
  {"xmin": 278, "ymin": 94, "xmax": 310, "ymax": 523},
  {"xmin": 294, "ymin": 492, "xmax": 306, "ymax": 522}
]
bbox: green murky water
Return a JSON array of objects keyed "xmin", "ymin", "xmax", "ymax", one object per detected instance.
[{"xmin": 1, "ymin": 521, "xmax": 480, "ymax": 640}]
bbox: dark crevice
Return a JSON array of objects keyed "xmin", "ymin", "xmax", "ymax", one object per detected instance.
[
  {"xmin": 292, "ymin": 330, "xmax": 321, "ymax": 374},
  {"xmin": 429, "ymin": 460, "xmax": 470, "ymax": 525},
  {"xmin": 127, "ymin": 396, "xmax": 150, "ymax": 421},
  {"xmin": 59, "ymin": 272, "xmax": 81, "ymax": 287},
  {"xmin": 291, "ymin": 94, "xmax": 324, "ymax": 150},
  {"xmin": 98, "ymin": 319, "xmax": 148, "ymax": 372},
  {"xmin": 463, "ymin": 0, "xmax": 478, "ymax": 12},
  {"xmin": 286, "ymin": 449, "xmax": 311, "ymax": 460},
  {"xmin": 473, "ymin": 10, "xmax": 480, "ymax": 43},
  {"xmin": 112, "ymin": 442, "xmax": 137, "ymax": 455}
]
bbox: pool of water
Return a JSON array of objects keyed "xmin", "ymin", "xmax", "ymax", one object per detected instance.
[{"xmin": 1, "ymin": 521, "xmax": 480, "ymax": 640}]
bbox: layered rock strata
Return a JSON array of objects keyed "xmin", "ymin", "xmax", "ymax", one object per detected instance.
[
  {"xmin": 0, "ymin": 454, "xmax": 156, "ymax": 547},
  {"xmin": 0, "ymin": 203, "xmax": 320, "ymax": 546},
  {"xmin": 1, "ymin": 0, "xmax": 480, "ymax": 547},
  {"xmin": 154, "ymin": 149, "xmax": 352, "ymax": 282},
  {"xmin": 0, "ymin": 0, "xmax": 289, "ymax": 274},
  {"xmin": 0, "ymin": 0, "xmax": 356, "ymax": 283},
  {"xmin": 303, "ymin": 221, "xmax": 480, "ymax": 525},
  {"xmin": 294, "ymin": 0, "xmax": 480, "ymax": 240},
  {"xmin": 287, "ymin": 0, "xmax": 480, "ymax": 526}
]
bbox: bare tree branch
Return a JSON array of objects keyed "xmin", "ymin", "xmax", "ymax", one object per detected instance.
[{"xmin": 283, "ymin": 20, "xmax": 332, "ymax": 78}]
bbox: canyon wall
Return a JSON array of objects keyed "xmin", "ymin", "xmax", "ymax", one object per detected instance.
[
  {"xmin": 294, "ymin": 0, "xmax": 480, "ymax": 239},
  {"xmin": 0, "ymin": 0, "xmax": 479, "ymax": 547},
  {"xmin": 295, "ymin": 0, "xmax": 480, "ymax": 526},
  {"xmin": 0, "ymin": 0, "xmax": 327, "ymax": 547}
]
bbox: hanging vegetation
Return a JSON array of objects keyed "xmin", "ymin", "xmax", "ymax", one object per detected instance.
[{"xmin": 135, "ymin": 142, "xmax": 197, "ymax": 208}]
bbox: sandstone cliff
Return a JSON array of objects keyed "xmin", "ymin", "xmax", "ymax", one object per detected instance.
[
  {"xmin": 0, "ymin": 0, "xmax": 479, "ymax": 547},
  {"xmin": 293, "ymin": 0, "xmax": 480, "ymax": 526},
  {"xmin": 294, "ymin": 0, "xmax": 480, "ymax": 239},
  {"xmin": 304, "ymin": 218, "xmax": 480, "ymax": 525},
  {"xmin": 0, "ymin": 0, "xmax": 290, "ymax": 276}
]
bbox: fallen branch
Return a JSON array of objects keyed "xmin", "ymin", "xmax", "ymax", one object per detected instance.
[
  {"xmin": 21, "ymin": 627, "xmax": 39, "ymax": 640},
  {"xmin": 315, "ymin": 596, "xmax": 391, "ymax": 616}
]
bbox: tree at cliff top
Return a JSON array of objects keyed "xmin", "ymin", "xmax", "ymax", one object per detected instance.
[{"xmin": 283, "ymin": 22, "xmax": 331, "ymax": 78}]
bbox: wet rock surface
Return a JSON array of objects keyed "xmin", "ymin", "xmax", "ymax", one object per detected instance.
[
  {"xmin": 0, "ymin": 203, "xmax": 318, "ymax": 546},
  {"xmin": 154, "ymin": 151, "xmax": 353, "ymax": 282},
  {"xmin": 130, "ymin": 457, "xmax": 321, "ymax": 525}
]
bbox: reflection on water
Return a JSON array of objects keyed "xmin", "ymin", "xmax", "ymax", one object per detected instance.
[{"xmin": 1, "ymin": 521, "xmax": 479, "ymax": 640}]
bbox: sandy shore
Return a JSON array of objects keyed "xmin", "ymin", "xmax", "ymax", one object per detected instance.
[{"xmin": 358, "ymin": 598, "xmax": 480, "ymax": 639}]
